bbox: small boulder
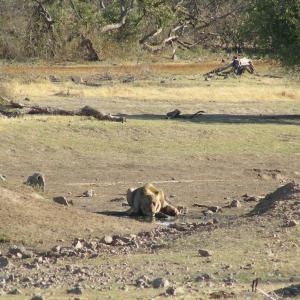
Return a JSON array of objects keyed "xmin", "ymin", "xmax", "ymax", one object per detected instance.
[
  {"xmin": 198, "ymin": 249, "xmax": 213, "ymax": 257},
  {"xmin": 0, "ymin": 257, "xmax": 9, "ymax": 268},
  {"xmin": 165, "ymin": 286, "xmax": 184, "ymax": 296},
  {"xmin": 230, "ymin": 199, "xmax": 241, "ymax": 208},
  {"xmin": 73, "ymin": 240, "xmax": 83, "ymax": 250},
  {"xmin": 152, "ymin": 277, "xmax": 170, "ymax": 289},
  {"xmin": 0, "ymin": 175, "xmax": 6, "ymax": 182},
  {"xmin": 8, "ymin": 289, "xmax": 22, "ymax": 295},
  {"xmin": 286, "ymin": 219, "xmax": 298, "ymax": 227},
  {"xmin": 53, "ymin": 196, "xmax": 69, "ymax": 206},
  {"xmin": 102, "ymin": 235, "xmax": 113, "ymax": 245},
  {"xmin": 136, "ymin": 275, "xmax": 151, "ymax": 288},
  {"xmin": 83, "ymin": 190, "xmax": 95, "ymax": 197}
]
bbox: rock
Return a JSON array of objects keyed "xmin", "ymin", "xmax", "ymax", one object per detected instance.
[
  {"xmin": 242, "ymin": 194, "xmax": 260, "ymax": 202},
  {"xmin": 230, "ymin": 199, "xmax": 241, "ymax": 208},
  {"xmin": 53, "ymin": 196, "xmax": 69, "ymax": 206},
  {"xmin": 73, "ymin": 240, "xmax": 84, "ymax": 249},
  {"xmin": 152, "ymin": 278, "xmax": 170, "ymax": 289},
  {"xmin": 8, "ymin": 245, "xmax": 34, "ymax": 258},
  {"xmin": 136, "ymin": 275, "xmax": 151, "ymax": 288},
  {"xmin": 8, "ymin": 288, "xmax": 22, "ymax": 295},
  {"xmin": 51, "ymin": 245, "xmax": 61, "ymax": 253},
  {"xmin": 102, "ymin": 235, "xmax": 113, "ymax": 245},
  {"xmin": 195, "ymin": 273, "xmax": 212, "ymax": 282},
  {"xmin": 83, "ymin": 190, "xmax": 95, "ymax": 197},
  {"xmin": 165, "ymin": 286, "xmax": 184, "ymax": 296},
  {"xmin": 0, "ymin": 175, "xmax": 7, "ymax": 182},
  {"xmin": 0, "ymin": 257, "xmax": 9, "ymax": 268},
  {"xmin": 198, "ymin": 249, "xmax": 213, "ymax": 257},
  {"xmin": 67, "ymin": 286, "xmax": 83, "ymax": 295},
  {"xmin": 209, "ymin": 290, "xmax": 235, "ymax": 299},
  {"xmin": 210, "ymin": 206, "xmax": 221, "ymax": 212},
  {"xmin": 287, "ymin": 219, "xmax": 298, "ymax": 227},
  {"xmin": 203, "ymin": 209, "xmax": 214, "ymax": 216}
]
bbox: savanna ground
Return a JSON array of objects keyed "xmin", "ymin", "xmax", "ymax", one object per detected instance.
[{"xmin": 0, "ymin": 60, "xmax": 300, "ymax": 299}]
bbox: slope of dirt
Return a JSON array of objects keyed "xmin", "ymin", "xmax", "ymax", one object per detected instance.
[
  {"xmin": 0, "ymin": 186, "xmax": 154, "ymax": 250},
  {"xmin": 249, "ymin": 181, "xmax": 300, "ymax": 217}
]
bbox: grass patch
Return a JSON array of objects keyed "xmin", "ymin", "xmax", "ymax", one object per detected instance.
[{"xmin": 0, "ymin": 232, "xmax": 10, "ymax": 243}]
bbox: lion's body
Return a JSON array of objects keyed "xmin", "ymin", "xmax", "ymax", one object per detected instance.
[{"xmin": 126, "ymin": 183, "xmax": 179, "ymax": 217}]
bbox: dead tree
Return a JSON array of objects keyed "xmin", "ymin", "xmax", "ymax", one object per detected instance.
[
  {"xmin": 203, "ymin": 57, "xmax": 255, "ymax": 80},
  {"xmin": 34, "ymin": 0, "xmax": 54, "ymax": 31}
]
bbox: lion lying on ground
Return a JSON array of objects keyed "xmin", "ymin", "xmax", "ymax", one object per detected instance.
[{"xmin": 126, "ymin": 183, "xmax": 179, "ymax": 217}]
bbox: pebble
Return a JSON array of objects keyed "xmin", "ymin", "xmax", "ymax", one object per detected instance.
[
  {"xmin": 230, "ymin": 199, "xmax": 241, "ymax": 208},
  {"xmin": 198, "ymin": 249, "xmax": 213, "ymax": 257}
]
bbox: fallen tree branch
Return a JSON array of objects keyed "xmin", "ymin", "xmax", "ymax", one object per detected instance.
[{"xmin": 0, "ymin": 102, "xmax": 125, "ymax": 122}]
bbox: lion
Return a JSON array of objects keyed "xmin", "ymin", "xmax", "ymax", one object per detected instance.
[{"xmin": 126, "ymin": 183, "xmax": 179, "ymax": 218}]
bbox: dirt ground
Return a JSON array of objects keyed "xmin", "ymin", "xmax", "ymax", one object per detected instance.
[{"xmin": 0, "ymin": 61, "xmax": 299, "ymax": 299}]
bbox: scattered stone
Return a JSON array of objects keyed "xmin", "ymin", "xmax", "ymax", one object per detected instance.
[
  {"xmin": 67, "ymin": 285, "xmax": 83, "ymax": 295},
  {"xmin": 8, "ymin": 288, "xmax": 22, "ymax": 295},
  {"xmin": 242, "ymin": 194, "xmax": 260, "ymax": 202},
  {"xmin": 209, "ymin": 290, "xmax": 235, "ymax": 299},
  {"xmin": 224, "ymin": 277, "xmax": 235, "ymax": 286},
  {"xmin": 230, "ymin": 199, "xmax": 241, "ymax": 208},
  {"xmin": 8, "ymin": 245, "xmax": 34, "ymax": 258},
  {"xmin": 0, "ymin": 175, "xmax": 6, "ymax": 182},
  {"xmin": 102, "ymin": 235, "xmax": 113, "ymax": 245},
  {"xmin": 73, "ymin": 240, "xmax": 84, "ymax": 249},
  {"xmin": 198, "ymin": 249, "xmax": 213, "ymax": 257},
  {"xmin": 286, "ymin": 219, "xmax": 298, "ymax": 227},
  {"xmin": 196, "ymin": 273, "xmax": 212, "ymax": 282},
  {"xmin": 210, "ymin": 206, "xmax": 222, "ymax": 212},
  {"xmin": 0, "ymin": 257, "xmax": 9, "ymax": 268},
  {"xmin": 83, "ymin": 190, "xmax": 95, "ymax": 197},
  {"xmin": 203, "ymin": 209, "xmax": 214, "ymax": 216},
  {"xmin": 110, "ymin": 197, "xmax": 126, "ymax": 202},
  {"xmin": 136, "ymin": 275, "xmax": 151, "ymax": 288},
  {"xmin": 152, "ymin": 278, "xmax": 170, "ymax": 289},
  {"xmin": 164, "ymin": 286, "xmax": 184, "ymax": 296},
  {"xmin": 53, "ymin": 196, "xmax": 69, "ymax": 206}
]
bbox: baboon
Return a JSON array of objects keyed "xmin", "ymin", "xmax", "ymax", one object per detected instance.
[
  {"xmin": 126, "ymin": 183, "xmax": 179, "ymax": 217},
  {"xmin": 25, "ymin": 172, "xmax": 45, "ymax": 192}
]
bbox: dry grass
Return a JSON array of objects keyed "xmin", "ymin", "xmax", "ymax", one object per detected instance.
[
  {"xmin": 0, "ymin": 63, "xmax": 299, "ymax": 299},
  {"xmin": 2, "ymin": 75, "xmax": 300, "ymax": 104}
]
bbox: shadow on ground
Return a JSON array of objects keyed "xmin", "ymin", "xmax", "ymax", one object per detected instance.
[{"xmin": 126, "ymin": 114, "xmax": 300, "ymax": 125}]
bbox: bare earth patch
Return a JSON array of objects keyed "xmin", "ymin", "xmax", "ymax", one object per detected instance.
[{"xmin": 0, "ymin": 62, "xmax": 299, "ymax": 299}]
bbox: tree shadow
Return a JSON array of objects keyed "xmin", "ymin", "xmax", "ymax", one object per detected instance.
[{"xmin": 125, "ymin": 113, "xmax": 300, "ymax": 125}]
